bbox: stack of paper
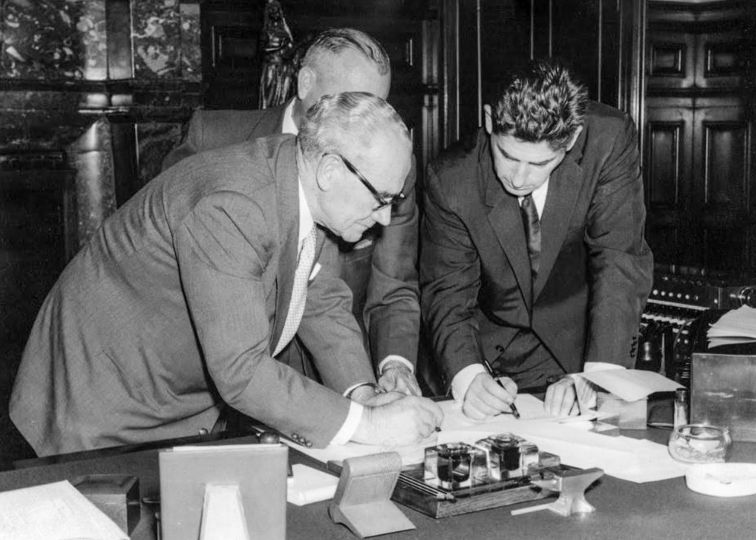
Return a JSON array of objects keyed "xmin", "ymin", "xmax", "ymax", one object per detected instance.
[
  {"xmin": 286, "ymin": 464, "xmax": 339, "ymax": 506},
  {"xmin": 579, "ymin": 369, "xmax": 682, "ymax": 402},
  {"xmin": 707, "ymin": 306, "xmax": 756, "ymax": 348},
  {"xmin": 0, "ymin": 480, "xmax": 127, "ymax": 540}
]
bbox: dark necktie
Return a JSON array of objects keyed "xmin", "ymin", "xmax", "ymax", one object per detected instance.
[{"xmin": 520, "ymin": 194, "xmax": 541, "ymax": 278}]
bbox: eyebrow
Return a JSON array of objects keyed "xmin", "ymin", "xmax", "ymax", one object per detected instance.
[{"xmin": 497, "ymin": 145, "xmax": 558, "ymax": 167}]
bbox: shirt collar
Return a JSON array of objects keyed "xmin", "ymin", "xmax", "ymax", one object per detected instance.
[
  {"xmin": 282, "ymin": 99, "xmax": 298, "ymax": 135},
  {"xmin": 518, "ymin": 178, "xmax": 549, "ymax": 219}
]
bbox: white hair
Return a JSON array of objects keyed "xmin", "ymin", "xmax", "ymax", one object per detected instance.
[{"xmin": 298, "ymin": 92, "xmax": 410, "ymax": 161}]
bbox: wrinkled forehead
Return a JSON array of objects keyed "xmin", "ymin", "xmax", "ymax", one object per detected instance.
[
  {"xmin": 357, "ymin": 132, "xmax": 411, "ymax": 191},
  {"xmin": 491, "ymin": 133, "xmax": 563, "ymax": 163}
]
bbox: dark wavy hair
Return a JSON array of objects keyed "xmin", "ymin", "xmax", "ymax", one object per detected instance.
[{"xmin": 491, "ymin": 60, "xmax": 588, "ymax": 150}]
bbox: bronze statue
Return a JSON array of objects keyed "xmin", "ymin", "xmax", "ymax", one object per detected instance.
[{"xmin": 259, "ymin": 0, "xmax": 297, "ymax": 109}]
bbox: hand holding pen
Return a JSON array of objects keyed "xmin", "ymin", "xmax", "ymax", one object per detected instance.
[
  {"xmin": 481, "ymin": 358, "xmax": 520, "ymax": 418},
  {"xmin": 460, "ymin": 361, "xmax": 520, "ymax": 421}
]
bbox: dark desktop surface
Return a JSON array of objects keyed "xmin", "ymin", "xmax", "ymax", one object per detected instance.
[{"xmin": 2, "ymin": 414, "xmax": 756, "ymax": 540}]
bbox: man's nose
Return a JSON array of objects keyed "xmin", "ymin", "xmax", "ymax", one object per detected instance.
[
  {"xmin": 510, "ymin": 163, "xmax": 529, "ymax": 188},
  {"xmin": 373, "ymin": 205, "xmax": 392, "ymax": 226}
]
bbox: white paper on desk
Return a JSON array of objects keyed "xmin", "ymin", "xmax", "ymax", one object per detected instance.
[
  {"xmin": 579, "ymin": 369, "xmax": 682, "ymax": 402},
  {"xmin": 287, "ymin": 464, "xmax": 339, "ymax": 506},
  {"xmin": 439, "ymin": 393, "xmax": 549, "ymax": 431},
  {"xmin": 0, "ymin": 480, "xmax": 127, "ymax": 540},
  {"xmin": 708, "ymin": 306, "xmax": 756, "ymax": 347},
  {"xmin": 287, "ymin": 394, "xmax": 549, "ymax": 467},
  {"xmin": 508, "ymin": 421, "xmax": 688, "ymax": 483},
  {"xmin": 290, "ymin": 394, "xmax": 686, "ymax": 484}
]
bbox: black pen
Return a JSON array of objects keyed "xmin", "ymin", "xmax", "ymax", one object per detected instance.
[{"xmin": 481, "ymin": 358, "xmax": 521, "ymax": 419}]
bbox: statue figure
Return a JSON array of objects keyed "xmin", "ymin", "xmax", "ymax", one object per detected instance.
[{"xmin": 258, "ymin": 0, "xmax": 297, "ymax": 109}]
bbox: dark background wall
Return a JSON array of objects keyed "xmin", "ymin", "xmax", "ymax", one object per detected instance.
[{"xmin": 0, "ymin": 0, "xmax": 754, "ymax": 464}]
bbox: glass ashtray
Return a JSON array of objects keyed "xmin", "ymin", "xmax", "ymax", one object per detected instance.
[{"xmin": 668, "ymin": 424, "xmax": 732, "ymax": 464}]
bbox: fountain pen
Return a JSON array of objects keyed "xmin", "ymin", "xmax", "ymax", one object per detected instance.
[{"xmin": 481, "ymin": 357, "xmax": 521, "ymax": 419}]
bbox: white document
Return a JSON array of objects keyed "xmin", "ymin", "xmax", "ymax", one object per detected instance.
[
  {"xmin": 707, "ymin": 306, "xmax": 756, "ymax": 348},
  {"xmin": 579, "ymin": 369, "xmax": 682, "ymax": 402},
  {"xmin": 290, "ymin": 394, "xmax": 686, "ymax": 484},
  {"xmin": 286, "ymin": 464, "xmax": 339, "ymax": 506},
  {"xmin": 0, "ymin": 480, "xmax": 127, "ymax": 540}
]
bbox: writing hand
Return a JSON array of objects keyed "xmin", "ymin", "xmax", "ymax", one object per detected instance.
[
  {"xmin": 351, "ymin": 395, "xmax": 443, "ymax": 447},
  {"xmin": 462, "ymin": 372, "xmax": 518, "ymax": 421}
]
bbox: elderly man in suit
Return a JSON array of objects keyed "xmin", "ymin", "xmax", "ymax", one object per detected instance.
[
  {"xmin": 10, "ymin": 92, "xmax": 442, "ymax": 456},
  {"xmin": 420, "ymin": 61, "xmax": 653, "ymax": 420},
  {"xmin": 162, "ymin": 27, "xmax": 421, "ymax": 395}
]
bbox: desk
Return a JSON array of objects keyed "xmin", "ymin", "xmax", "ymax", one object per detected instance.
[{"xmin": 1, "ymin": 430, "xmax": 755, "ymax": 540}]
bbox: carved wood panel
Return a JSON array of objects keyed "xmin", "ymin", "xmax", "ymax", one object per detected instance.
[
  {"xmin": 643, "ymin": 0, "xmax": 754, "ymax": 272},
  {"xmin": 645, "ymin": 100, "xmax": 693, "ymax": 265}
]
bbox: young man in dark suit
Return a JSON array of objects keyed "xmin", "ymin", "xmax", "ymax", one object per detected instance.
[
  {"xmin": 420, "ymin": 61, "xmax": 653, "ymax": 420},
  {"xmin": 10, "ymin": 93, "xmax": 442, "ymax": 456},
  {"xmin": 163, "ymin": 28, "xmax": 421, "ymax": 396}
]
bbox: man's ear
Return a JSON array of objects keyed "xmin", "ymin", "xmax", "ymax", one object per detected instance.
[
  {"xmin": 566, "ymin": 126, "xmax": 584, "ymax": 151},
  {"xmin": 315, "ymin": 154, "xmax": 338, "ymax": 192},
  {"xmin": 297, "ymin": 66, "xmax": 314, "ymax": 100},
  {"xmin": 483, "ymin": 104, "xmax": 493, "ymax": 135}
]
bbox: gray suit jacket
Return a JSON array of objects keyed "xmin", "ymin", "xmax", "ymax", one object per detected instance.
[
  {"xmin": 162, "ymin": 102, "xmax": 421, "ymax": 369},
  {"xmin": 10, "ymin": 136, "xmax": 374, "ymax": 456},
  {"xmin": 421, "ymin": 102, "xmax": 653, "ymax": 390}
]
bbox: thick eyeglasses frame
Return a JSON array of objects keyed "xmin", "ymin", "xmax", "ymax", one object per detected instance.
[{"xmin": 327, "ymin": 153, "xmax": 405, "ymax": 210}]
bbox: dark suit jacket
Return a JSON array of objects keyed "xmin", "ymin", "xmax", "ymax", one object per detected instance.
[
  {"xmin": 162, "ymin": 102, "xmax": 420, "ymax": 369},
  {"xmin": 420, "ymin": 102, "xmax": 653, "ymax": 390},
  {"xmin": 10, "ymin": 136, "xmax": 375, "ymax": 456}
]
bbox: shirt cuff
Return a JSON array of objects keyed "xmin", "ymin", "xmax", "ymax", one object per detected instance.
[
  {"xmin": 451, "ymin": 364, "xmax": 487, "ymax": 404},
  {"xmin": 343, "ymin": 381, "xmax": 373, "ymax": 399},
  {"xmin": 329, "ymin": 401, "xmax": 364, "ymax": 445},
  {"xmin": 378, "ymin": 355, "xmax": 414, "ymax": 374}
]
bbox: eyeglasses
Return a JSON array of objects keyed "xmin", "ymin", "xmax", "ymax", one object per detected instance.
[{"xmin": 328, "ymin": 153, "xmax": 405, "ymax": 210}]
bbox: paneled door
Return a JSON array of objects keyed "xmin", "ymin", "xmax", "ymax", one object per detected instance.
[{"xmin": 644, "ymin": 0, "xmax": 755, "ymax": 272}]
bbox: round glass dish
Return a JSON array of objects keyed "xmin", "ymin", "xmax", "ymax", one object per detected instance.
[{"xmin": 668, "ymin": 424, "xmax": 732, "ymax": 464}]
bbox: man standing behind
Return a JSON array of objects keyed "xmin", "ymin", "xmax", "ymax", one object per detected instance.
[
  {"xmin": 10, "ymin": 92, "xmax": 442, "ymax": 456},
  {"xmin": 163, "ymin": 28, "xmax": 421, "ymax": 395},
  {"xmin": 421, "ymin": 61, "xmax": 653, "ymax": 420}
]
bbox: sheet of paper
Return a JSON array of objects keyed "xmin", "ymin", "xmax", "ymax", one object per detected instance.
[
  {"xmin": 286, "ymin": 464, "xmax": 339, "ymax": 506},
  {"xmin": 707, "ymin": 306, "xmax": 756, "ymax": 347},
  {"xmin": 290, "ymin": 394, "xmax": 686, "ymax": 484},
  {"xmin": 506, "ymin": 421, "xmax": 688, "ymax": 483},
  {"xmin": 287, "ymin": 394, "xmax": 548, "ymax": 466},
  {"xmin": 0, "ymin": 480, "xmax": 127, "ymax": 540},
  {"xmin": 579, "ymin": 369, "xmax": 682, "ymax": 402}
]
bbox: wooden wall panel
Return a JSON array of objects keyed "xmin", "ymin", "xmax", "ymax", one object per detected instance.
[
  {"xmin": 444, "ymin": 0, "xmax": 635, "ymax": 143},
  {"xmin": 703, "ymin": 122, "xmax": 748, "ymax": 206},
  {"xmin": 643, "ymin": 0, "xmax": 754, "ymax": 272},
  {"xmin": 647, "ymin": 31, "xmax": 695, "ymax": 88},
  {"xmin": 645, "ymin": 100, "xmax": 694, "ymax": 266},
  {"xmin": 647, "ymin": 122, "xmax": 683, "ymax": 206}
]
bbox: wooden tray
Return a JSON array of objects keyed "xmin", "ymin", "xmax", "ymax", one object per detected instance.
[
  {"xmin": 390, "ymin": 464, "xmax": 560, "ymax": 518},
  {"xmin": 327, "ymin": 460, "xmax": 564, "ymax": 519}
]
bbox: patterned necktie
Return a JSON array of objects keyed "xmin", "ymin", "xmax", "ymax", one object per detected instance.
[
  {"xmin": 273, "ymin": 227, "xmax": 317, "ymax": 356},
  {"xmin": 520, "ymin": 194, "xmax": 541, "ymax": 278}
]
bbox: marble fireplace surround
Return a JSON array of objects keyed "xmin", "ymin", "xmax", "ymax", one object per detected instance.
[{"xmin": 0, "ymin": 0, "xmax": 202, "ymax": 250}]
